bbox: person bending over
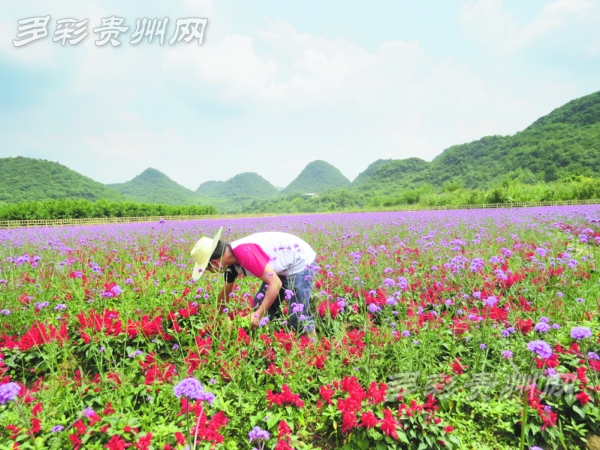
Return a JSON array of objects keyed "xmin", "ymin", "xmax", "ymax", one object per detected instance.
[{"xmin": 191, "ymin": 227, "xmax": 317, "ymax": 336}]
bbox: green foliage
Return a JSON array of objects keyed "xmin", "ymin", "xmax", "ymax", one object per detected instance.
[
  {"xmin": 196, "ymin": 172, "xmax": 279, "ymax": 199},
  {"xmin": 353, "ymin": 90, "xmax": 600, "ymax": 193},
  {"xmin": 352, "ymin": 159, "xmax": 393, "ymax": 186},
  {"xmin": 107, "ymin": 168, "xmax": 207, "ymax": 205},
  {"xmin": 281, "ymin": 160, "xmax": 351, "ymax": 194},
  {"xmin": 0, "ymin": 198, "xmax": 217, "ymax": 221},
  {"xmin": 241, "ymin": 177, "xmax": 600, "ymax": 213},
  {"xmin": 0, "ymin": 157, "xmax": 126, "ymax": 203}
]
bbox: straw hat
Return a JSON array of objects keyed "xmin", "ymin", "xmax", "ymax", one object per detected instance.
[{"xmin": 190, "ymin": 226, "xmax": 223, "ymax": 281}]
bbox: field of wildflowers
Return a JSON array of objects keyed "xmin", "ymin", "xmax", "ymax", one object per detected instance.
[{"xmin": 0, "ymin": 207, "xmax": 599, "ymax": 450}]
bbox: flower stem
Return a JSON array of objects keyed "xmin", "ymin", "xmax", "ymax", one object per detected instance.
[
  {"xmin": 193, "ymin": 403, "xmax": 204, "ymax": 450},
  {"xmin": 186, "ymin": 401, "xmax": 192, "ymax": 450},
  {"xmin": 14, "ymin": 399, "xmax": 38, "ymax": 450}
]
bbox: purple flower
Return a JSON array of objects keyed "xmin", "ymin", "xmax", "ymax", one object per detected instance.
[
  {"xmin": 0, "ymin": 382, "xmax": 21, "ymax": 404},
  {"xmin": 526, "ymin": 340, "xmax": 553, "ymax": 359},
  {"xmin": 570, "ymin": 327, "xmax": 592, "ymax": 340},
  {"xmin": 479, "ymin": 344, "xmax": 486, "ymax": 349},
  {"xmin": 401, "ymin": 330, "xmax": 410, "ymax": 337},
  {"xmin": 128, "ymin": 350, "xmax": 143, "ymax": 358},
  {"xmin": 248, "ymin": 426, "xmax": 270, "ymax": 442},
  {"xmin": 259, "ymin": 317, "xmax": 270, "ymax": 327},
  {"xmin": 534, "ymin": 322, "xmax": 551, "ymax": 333},
  {"xmin": 530, "ymin": 446, "xmax": 544, "ymax": 450},
  {"xmin": 173, "ymin": 378, "xmax": 215, "ymax": 404},
  {"xmin": 35, "ymin": 301, "xmax": 49, "ymax": 310},
  {"xmin": 501, "ymin": 350, "xmax": 513, "ymax": 359},
  {"xmin": 588, "ymin": 352, "xmax": 599, "ymax": 361},
  {"xmin": 484, "ymin": 296, "xmax": 498, "ymax": 307},
  {"xmin": 382, "ymin": 278, "xmax": 396, "ymax": 287},
  {"xmin": 54, "ymin": 303, "xmax": 67, "ymax": 311},
  {"xmin": 576, "ymin": 297, "xmax": 584, "ymax": 303},
  {"xmin": 368, "ymin": 304, "xmax": 381, "ymax": 313},
  {"xmin": 82, "ymin": 407, "xmax": 96, "ymax": 418},
  {"xmin": 397, "ymin": 277, "xmax": 408, "ymax": 290},
  {"xmin": 51, "ymin": 425, "xmax": 64, "ymax": 433}
]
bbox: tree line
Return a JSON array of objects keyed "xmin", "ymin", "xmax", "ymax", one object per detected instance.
[{"xmin": 0, "ymin": 199, "xmax": 217, "ymax": 221}]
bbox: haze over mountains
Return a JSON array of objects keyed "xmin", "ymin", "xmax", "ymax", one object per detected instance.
[{"xmin": 1, "ymin": 90, "xmax": 599, "ymax": 211}]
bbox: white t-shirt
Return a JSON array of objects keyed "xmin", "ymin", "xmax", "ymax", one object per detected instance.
[{"xmin": 230, "ymin": 232, "xmax": 316, "ymax": 276}]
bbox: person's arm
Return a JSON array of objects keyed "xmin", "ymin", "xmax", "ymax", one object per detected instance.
[{"xmin": 251, "ymin": 264, "xmax": 282, "ymax": 329}]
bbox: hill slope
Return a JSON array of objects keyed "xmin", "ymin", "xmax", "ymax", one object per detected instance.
[
  {"xmin": 107, "ymin": 168, "xmax": 205, "ymax": 205},
  {"xmin": 281, "ymin": 160, "xmax": 351, "ymax": 194},
  {"xmin": 357, "ymin": 90, "xmax": 600, "ymax": 193},
  {"xmin": 196, "ymin": 172, "xmax": 279, "ymax": 199},
  {"xmin": 0, "ymin": 157, "xmax": 126, "ymax": 203}
]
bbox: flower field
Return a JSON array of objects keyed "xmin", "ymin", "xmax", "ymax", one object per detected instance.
[{"xmin": 0, "ymin": 207, "xmax": 599, "ymax": 450}]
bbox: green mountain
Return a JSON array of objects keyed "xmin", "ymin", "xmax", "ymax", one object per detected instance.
[
  {"xmin": 281, "ymin": 160, "xmax": 351, "ymax": 194},
  {"xmin": 357, "ymin": 90, "xmax": 600, "ymax": 193},
  {"xmin": 196, "ymin": 172, "xmax": 279, "ymax": 199},
  {"xmin": 0, "ymin": 157, "xmax": 126, "ymax": 204},
  {"xmin": 352, "ymin": 159, "xmax": 392, "ymax": 185},
  {"xmin": 107, "ymin": 168, "xmax": 205, "ymax": 205}
]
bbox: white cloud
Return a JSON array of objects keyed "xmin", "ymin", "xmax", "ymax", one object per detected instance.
[
  {"xmin": 459, "ymin": 0, "xmax": 596, "ymax": 52},
  {"xmin": 163, "ymin": 18, "xmax": 425, "ymax": 108}
]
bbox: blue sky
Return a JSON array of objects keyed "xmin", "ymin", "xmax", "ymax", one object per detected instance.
[{"xmin": 0, "ymin": 0, "xmax": 599, "ymax": 189}]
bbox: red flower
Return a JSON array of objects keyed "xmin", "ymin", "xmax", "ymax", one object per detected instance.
[
  {"xmin": 266, "ymin": 384, "xmax": 304, "ymax": 408},
  {"xmin": 135, "ymin": 433, "xmax": 152, "ymax": 450},
  {"xmin": 104, "ymin": 435, "xmax": 130, "ymax": 450},
  {"xmin": 278, "ymin": 420, "xmax": 292, "ymax": 437},
  {"xmin": 516, "ymin": 318, "xmax": 534, "ymax": 335},
  {"xmin": 451, "ymin": 358, "xmax": 466, "ymax": 375},
  {"xmin": 444, "ymin": 425, "xmax": 454, "ymax": 433},
  {"xmin": 174, "ymin": 432, "xmax": 186, "ymax": 445},
  {"xmin": 367, "ymin": 382, "xmax": 387, "ymax": 405},
  {"xmin": 379, "ymin": 408, "xmax": 398, "ymax": 440},
  {"xmin": 359, "ymin": 411, "xmax": 378, "ymax": 428},
  {"xmin": 576, "ymin": 390, "xmax": 591, "ymax": 405},
  {"xmin": 320, "ymin": 385, "xmax": 335, "ymax": 405}
]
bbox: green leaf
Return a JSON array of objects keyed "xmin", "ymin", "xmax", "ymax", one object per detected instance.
[{"xmin": 572, "ymin": 404, "xmax": 586, "ymax": 419}]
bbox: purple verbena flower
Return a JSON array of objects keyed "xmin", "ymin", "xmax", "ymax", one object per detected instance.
[
  {"xmin": 82, "ymin": 407, "xmax": 96, "ymax": 418},
  {"xmin": 368, "ymin": 303, "xmax": 381, "ymax": 313},
  {"xmin": 484, "ymin": 296, "xmax": 498, "ymax": 307},
  {"xmin": 570, "ymin": 327, "xmax": 592, "ymax": 340},
  {"xmin": 526, "ymin": 340, "xmax": 553, "ymax": 359},
  {"xmin": 0, "ymin": 382, "xmax": 21, "ymax": 404},
  {"xmin": 248, "ymin": 425, "xmax": 270, "ymax": 442},
  {"xmin": 173, "ymin": 378, "xmax": 215, "ymax": 404},
  {"xmin": 534, "ymin": 322, "xmax": 551, "ymax": 333}
]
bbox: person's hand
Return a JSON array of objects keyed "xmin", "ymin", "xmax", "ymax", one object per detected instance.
[{"xmin": 250, "ymin": 309, "xmax": 263, "ymax": 329}]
